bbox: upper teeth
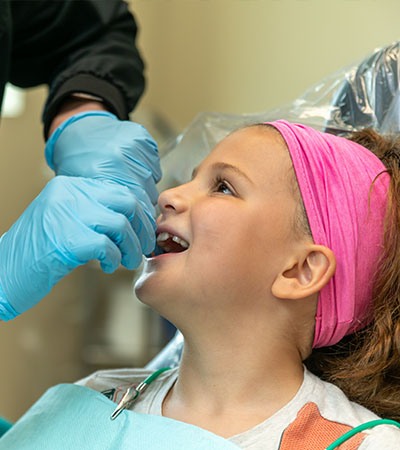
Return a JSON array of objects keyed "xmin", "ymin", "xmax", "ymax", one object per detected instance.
[{"xmin": 157, "ymin": 232, "xmax": 189, "ymax": 249}]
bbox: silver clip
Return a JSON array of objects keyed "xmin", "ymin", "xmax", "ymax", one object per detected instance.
[{"xmin": 110, "ymin": 381, "xmax": 148, "ymax": 420}]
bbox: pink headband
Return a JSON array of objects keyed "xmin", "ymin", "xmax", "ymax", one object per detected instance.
[{"xmin": 267, "ymin": 120, "xmax": 390, "ymax": 348}]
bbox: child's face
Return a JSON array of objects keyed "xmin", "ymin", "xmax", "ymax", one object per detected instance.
[{"xmin": 135, "ymin": 126, "xmax": 302, "ymax": 325}]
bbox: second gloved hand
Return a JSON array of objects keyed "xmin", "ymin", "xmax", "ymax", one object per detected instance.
[
  {"xmin": 0, "ymin": 176, "xmax": 150, "ymax": 321},
  {"xmin": 45, "ymin": 111, "xmax": 162, "ymax": 255}
]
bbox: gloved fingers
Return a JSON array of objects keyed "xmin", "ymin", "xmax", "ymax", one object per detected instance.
[
  {"xmin": 92, "ymin": 212, "xmax": 143, "ymax": 270},
  {"xmin": 127, "ymin": 185, "xmax": 158, "ymax": 226},
  {"xmin": 123, "ymin": 164, "xmax": 160, "ymax": 206},
  {"xmin": 67, "ymin": 228, "xmax": 122, "ymax": 274},
  {"xmin": 59, "ymin": 190, "xmax": 145, "ymax": 270},
  {"xmin": 129, "ymin": 199, "xmax": 157, "ymax": 256},
  {"xmin": 92, "ymin": 181, "xmax": 156, "ymax": 256},
  {"xmin": 0, "ymin": 174, "xmax": 154, "ymax": 319},
  {"xmin": 103, "ymin": 181, "xmax": 157, "ymax": 220}
]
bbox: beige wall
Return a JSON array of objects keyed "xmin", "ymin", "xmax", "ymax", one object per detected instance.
[
  {"xmin": 1, "ymin": 0, "xmax": 400, "ymax": 421},
  {"xmin": 132, "ymin": 0, "xmax": 400, "ymax": 131}
]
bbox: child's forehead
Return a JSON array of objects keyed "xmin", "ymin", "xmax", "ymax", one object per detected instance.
[
  {"xmin": 195, "ymin": 126, "xmax": 294, "ymax": 190},
  {"xmin": 224, "ymin": 125, "xmax": 286, "ymax": 144},
  {"xmin": 204, "ymin": 126, "xmax": 290, "ymax": 168}
]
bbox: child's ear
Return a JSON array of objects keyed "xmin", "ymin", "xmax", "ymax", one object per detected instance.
[{"xmin": 271, "ymin": 245, "xmax": 336, "ymax": 300}]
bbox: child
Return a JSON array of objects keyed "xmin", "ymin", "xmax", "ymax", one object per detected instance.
[
  {"xmin": 0, "ymin": 121, "xmax": 400, "ymax": 450},
  {"xmin": 72, "ymin": 121, "xmax": 400, "ymax": 448}
]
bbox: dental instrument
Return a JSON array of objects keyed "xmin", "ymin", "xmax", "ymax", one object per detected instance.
[{"xmin": 110, "ymin": 367, "xmax": 171, "ymax": 420}]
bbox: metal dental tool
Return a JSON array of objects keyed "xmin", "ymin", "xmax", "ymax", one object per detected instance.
[{"xmin": 110, "ymin": 367, "xmax": 171, "ymax": 420}]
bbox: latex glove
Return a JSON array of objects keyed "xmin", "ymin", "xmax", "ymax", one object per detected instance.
[
  {"xmin": 0, "ymin": 176, "xmax": 149, "ymax": 321},
  {"xmin": 45, "ymin": 111, "xmax": 161, "ymax": 255}
]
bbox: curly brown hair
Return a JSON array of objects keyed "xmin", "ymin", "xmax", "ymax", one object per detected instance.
[{"xmin": 305, "ymin": 128, "xmax": 400, "ymax": 421}]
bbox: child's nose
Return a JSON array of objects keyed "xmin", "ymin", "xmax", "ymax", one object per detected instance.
[{"xmin": 158, "ymin": 184, "xmax": 189, "ymax": 214}]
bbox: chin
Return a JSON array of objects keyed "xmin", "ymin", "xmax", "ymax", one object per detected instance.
[
  {"xmin": 134, "ymin": 272, "xmax": 170, "ymax": 310},
  {"xmin": 135, "ymin": 278, "xmax": 188, "ymax": 329}
]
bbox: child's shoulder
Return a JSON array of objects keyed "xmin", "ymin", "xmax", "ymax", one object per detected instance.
[
  {"xmin": 305, "ymin": 369, "xmax": 379, "ymax": 423},
  {"xmin": 301, "ymin": 370, "xmax": 400, "ymax": 448},
  {"xmin": 358, "ymin": 425, "xmax": 400, "ymax": 449}
]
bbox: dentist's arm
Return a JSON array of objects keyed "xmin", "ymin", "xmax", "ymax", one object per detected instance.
[{"xmin": 10, "ymin": 0, "xmax": 145, "ymax": 134}]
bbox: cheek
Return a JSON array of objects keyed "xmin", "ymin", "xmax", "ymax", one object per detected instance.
[
  {"xmin": 197, "ymin": 207, "xmax": 291, "ymax": 283},
  {"xmin": 191, "ymin": 206, "xmax": 245, "ymax": 261},
  {"xmin": 191, "ymin": 207, "xmax": 268, "ymax": 279}
]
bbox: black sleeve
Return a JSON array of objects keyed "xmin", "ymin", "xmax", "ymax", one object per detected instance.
[{"xmin": 10, "ymin": 0, "xmax": 145, "ymax": 138}]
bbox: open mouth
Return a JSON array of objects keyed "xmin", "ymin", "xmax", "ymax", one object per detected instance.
[{"xmin": 156, "ymin": 232, "xmax": 190, "ymax": 254}]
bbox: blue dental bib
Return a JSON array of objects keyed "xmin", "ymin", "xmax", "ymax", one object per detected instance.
[{"xmin": 0, "ymin": 384, "xmax": 240, "ymax": 449}]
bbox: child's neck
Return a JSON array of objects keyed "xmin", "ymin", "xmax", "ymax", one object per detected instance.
[{"xmin": 161, "ymin": 331, "xmax": 305, "ymax": 438}]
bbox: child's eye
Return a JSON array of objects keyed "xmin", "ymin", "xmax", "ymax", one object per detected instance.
[{"xmin": 213, "ymin": 177, "xmax": 235, "ymax": 196}]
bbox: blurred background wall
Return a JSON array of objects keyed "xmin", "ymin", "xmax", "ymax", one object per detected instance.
[{"xmin": 0, "ymin": 0, "xmax": 399, "ymax": 421}]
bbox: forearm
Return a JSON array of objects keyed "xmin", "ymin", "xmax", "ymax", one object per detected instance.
[
  {"xmin": 10, "ymin": 0, "xmax": 144, "ymax": 138},
  {"xmin": 40, "ymin": 0, "xmax": 145, "ymax": 139}
]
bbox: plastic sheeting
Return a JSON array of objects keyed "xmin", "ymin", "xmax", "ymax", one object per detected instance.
[
  {"xmin": 148, "ymin": 40, "xmax": 400, "ymax": 369},
  {"xmin": 158, "ymin": 41, "xmax": 400, "ymax": 192}
]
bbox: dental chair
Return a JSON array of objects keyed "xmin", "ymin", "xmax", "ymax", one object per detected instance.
[{"xmin": 146, "ymin": 40, "xmax": 400, "ymax": 371}]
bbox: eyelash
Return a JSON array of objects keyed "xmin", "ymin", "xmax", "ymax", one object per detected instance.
[{"xmin": 213, "ymin": 176, "xmax": 235, "ymax": 196}]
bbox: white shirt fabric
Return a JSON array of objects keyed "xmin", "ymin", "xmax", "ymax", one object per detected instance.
[{"xmin": 77, "ymin": 367, "xmax": 400, "ymax": 449}]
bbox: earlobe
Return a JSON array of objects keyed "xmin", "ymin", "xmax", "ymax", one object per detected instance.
[{"xmin": 271, "ymin": 245, "xmax": 336, "ymax": 300}]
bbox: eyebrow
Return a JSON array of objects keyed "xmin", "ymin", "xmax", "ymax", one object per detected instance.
[{"xmin": 192, "ymin": 162, "xmax": 254, "ymax": 184}]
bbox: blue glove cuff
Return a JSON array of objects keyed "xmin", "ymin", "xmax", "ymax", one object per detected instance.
[
  {"xmin": 0, "ymin": 284, "xmax": 19, "ymax": 321},
  {"xmin": 45, "ymin": 111, "xmax": 118, "ymax": 170}
]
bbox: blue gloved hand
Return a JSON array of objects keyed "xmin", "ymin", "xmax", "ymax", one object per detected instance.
[
  {"xmin": 45, "ymin": 111, "xmax": 161, "ymax": 256},
  {"xmin": 0, "ymin": 176, "xmax": 150, "ymax": 321}
]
